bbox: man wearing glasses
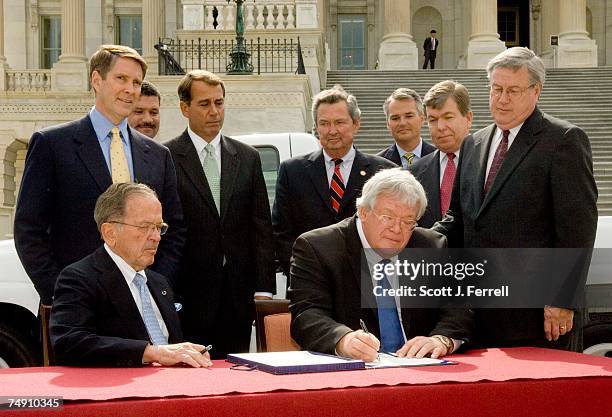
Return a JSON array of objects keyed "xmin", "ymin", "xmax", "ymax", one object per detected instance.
[
  {"xmin": 50, "ymin": 183, "xmax": 211, "ymax": 367},
  {"xmin": 433, "ymin": 47, "xmax": 597, "ymax": 351},
  {"xmin": 289, "ymin": 168, "xmax": 473, "ymax": 362}
]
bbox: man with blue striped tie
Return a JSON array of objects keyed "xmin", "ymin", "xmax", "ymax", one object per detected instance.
[{"xmin": 50, "ymin": 183, "xmax": 212, "ymax": 367}]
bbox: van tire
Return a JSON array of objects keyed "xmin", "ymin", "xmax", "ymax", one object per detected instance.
[
  {"xmin": 0, "ymin": 324, "xmax": 39, "ymax": 368},
  {"xmin": 583, "ymin": 322, "xmax": 612, "ymax": 357}
]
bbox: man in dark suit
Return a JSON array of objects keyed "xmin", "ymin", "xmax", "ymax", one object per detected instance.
[
  {"xmin": 433, "ymin": 47, "xmax": 598, "ymax": 350},
  {"xmin": 51, "ymin": 183, "xmax": 211, "ymax": 367},
  {"xmin": 273, "ymin": 86, "xmax": 396, "ymax": 276},
  {"xmin": 409, "ymin": 80, "xmax": 473, "ymax": 228},
  {"xmin": 377, "ymin": 88, "xmax": 436, "ymax": 168},
  {"xmin": 14, "ymin": 45, "xmax": 184, "ymax": 305},
  {"xmin": 422, "ymin": 30, "xmax": 439, "ymax": 69},
  {"xmin": 290, "ymin": 168, "xmax": 473, "ymax": 361},
  {"xmin": 165, "ymin": 70, "xmax": 275, "ymax": 359}
]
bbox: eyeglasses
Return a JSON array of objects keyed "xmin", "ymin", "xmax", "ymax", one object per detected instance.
[
  {"xmin": 371, "ymin": 210, "xmax": 417, "ymax": 231},
  {"xmin": 108, "ymin": 221, "xmax": 169, "ymax": 236},
  {"xmin": 489, "ymin": 84, "xmax": 535, "ymax": 100}
]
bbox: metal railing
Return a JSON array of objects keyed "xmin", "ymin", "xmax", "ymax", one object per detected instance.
[{"xmin": 156, "ymin": 37, "xmax": 306, "ymax": 76}]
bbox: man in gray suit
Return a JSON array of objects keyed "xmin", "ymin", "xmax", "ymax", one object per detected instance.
[{"xmin": 433, "ymin": 47, "xmax": 598, "ymax": 350}]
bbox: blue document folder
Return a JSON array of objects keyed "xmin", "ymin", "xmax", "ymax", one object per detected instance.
[{"xmin": 226, "ymin": 351, "xmax": 366, "ymax": 375}]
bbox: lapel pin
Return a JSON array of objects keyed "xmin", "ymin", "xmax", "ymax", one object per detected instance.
[
  {"xmin": 162, "ymin": 290, "xmax": 167, "ymax": 296},
  {"xmin": 360, "ymin": 170, "xmax": 366, "ymax": 176}
]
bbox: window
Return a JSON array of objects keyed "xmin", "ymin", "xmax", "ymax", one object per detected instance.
[
  {"xmin": 41, "ymin": 16, "xmax": 61, "ymax": 69},
  {"xmin": 116, "ymin": 15, "xmax": 142, "ymax": 54},
  {"xmin": 498, "ymin": 7, "xmax": 519, "ymax": 47},
  {"xmin": 253, "ymin": 146, "xmax": 281, "ymax": 211},
  {"xmin": 339, "ymin": 15, "xmax": 366, "ymax": 70}
]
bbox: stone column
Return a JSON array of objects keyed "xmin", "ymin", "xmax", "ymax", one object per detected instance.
[
  {"xmin": 143, "ymin": 0, "xmax": 165, "ymax": 75},
  {"xmin": 378, "ymin": 0, "xmax": 418, "ymax": 70},
  {"xmin": 557, "ymin": 0, "xmax": 597, "ymax": 67},
  {"xmin": 465, "ymin": 0, "xmax": 506, "ymax": 69},
  {"xmin": 51, "ymin": 0, "xmax": 88, "ymax": 91},
  {"xmin": 0, "ymin": 0, "xmax": 8, "ymax": 91},
  {"xmin": 540, "ymin": 0, "xmax": 559, "ymax": 67}
]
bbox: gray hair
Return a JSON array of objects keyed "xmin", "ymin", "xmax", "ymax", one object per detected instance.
[
  {"xmin": 356, "ymin": 168, "xmax": 427, "ymax": 220},
  {"xmin": 486, "ymin": 47, "xmax": 546, "ymax": 87},
  {"xmin": 312, "ymin": 85, "xmax": 361, "ymax": 126},
  {"xmin": 383, "ymin": 88, "xmax": 425, "ymax": 119},
  {"xmin": 94, "ymin": 183, "xmax": 159, "ymax": 231}
]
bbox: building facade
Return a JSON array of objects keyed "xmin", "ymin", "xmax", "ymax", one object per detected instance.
[{"xmin": 0, "ymin": 0, "xmax": 609, "ymax": 239}]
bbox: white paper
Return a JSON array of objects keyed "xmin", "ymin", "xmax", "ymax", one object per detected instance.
[
  {"xmin": 230, "ymin": 351, "xmax": 362, "ymax": 367},
  {"xmin": 366, "ymin": 353, "xmax": 450, "ymax": 368}
]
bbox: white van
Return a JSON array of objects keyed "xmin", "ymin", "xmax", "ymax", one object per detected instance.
[{"xmin": 0, "ymin": 132, "xmax": 320, "ymax": 367}]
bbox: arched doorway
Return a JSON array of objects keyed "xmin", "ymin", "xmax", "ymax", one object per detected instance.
[
  {"xmin": 412, "ymin": 7, "xmax": 443, "ymax": 69},
  {"xmin": 0, "ymin": 135, "xmax": 27, "ymax": 239}
]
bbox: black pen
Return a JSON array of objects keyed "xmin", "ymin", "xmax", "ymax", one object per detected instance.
[
  {"xmin": 200, "ymin": 344, "xmax": 213, "ymax": 355},
  {"xmin": 359, "ymin": 319, "xmax": 369, "ymax": 334}
]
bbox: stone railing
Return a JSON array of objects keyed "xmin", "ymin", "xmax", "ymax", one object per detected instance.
[
  {"xmin": 182, "ymin": 0, "xmax": 318, "ymax": 31},
  {"xmin": 6, "ymin": 70, "xmax": 52, "ymax": 92}
]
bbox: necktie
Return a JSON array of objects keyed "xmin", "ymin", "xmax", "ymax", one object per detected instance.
[
  {"xmin": 110, "ymin": 127, "xmax": 130, "ymax": 183},
  {"xmin": 440, "ymin": 153, "xmax": 456, "ymax": 216},
  {"xmin": 375, "ymin": 259, "xmax": 404, "ymax": 353},
  {"xmin": 402, "ymin": 152, "xmax": 415, "ymax": 168},
  {"xmin": 484, "ymin": 130, "xmax": 510, "ymax": 194},
  {"xmin": 330, "ymin": 158, "xmax": 345, "ymax": 213},
  {"xmin": 203, "ymin": 143, "xmax": 221, "ymax": 213},
  {"xmin": 133, "ymin": 273, "xmax": 167, "ymax": 345}
]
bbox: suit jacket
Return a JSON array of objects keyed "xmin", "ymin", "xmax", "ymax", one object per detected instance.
[
  {"xmin": 376, "ymin": 140, "xmax": 436, "ymax": 167},
  {"xmin": 50, "ymin": 246, "xmax": 182, "ymax": 367},
  {"xmin": 423, "ymin": 37, "xmax": 439, "ymax": 56},
  {"xmin": 14, "ymin": 115, "xmax": 184, "ymax": 304},
  {"xmin": 409, "ymin": 150, "xmax": 443, "ymax": 228},
  {"xmin": 165, "ymin": 131, "xmax": 275, "ymax": 335},
  {"xmin": 289, "ymin": 216, "xmax": 473, "ymax": 354},
  {"xmin": 433, "ymin": 107, "xmax": 598, "ymax": 349},
  {"xmin": 272, "ymin": 148, "xmax": 396, "ymax": 275}
]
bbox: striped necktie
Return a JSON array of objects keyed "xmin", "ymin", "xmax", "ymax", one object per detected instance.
[
  {"xmin": 402, "ymin": 152, "xmax": 415, "ymax": 168},
  {"xmin": 330, "ymin": 158, "xmax": 345, "ymax": 213},
  {"xmin": 110, "ymin": 127, "xmax": 131, "ymax": 183},
  {"xmin": 133, "ymin": 273, "xmax": 167, "ymax": 345}
]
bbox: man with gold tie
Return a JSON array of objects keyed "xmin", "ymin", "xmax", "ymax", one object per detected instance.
[{"xmin": 14, "ymin": 45, "xmax": 184, "ymax": 306}]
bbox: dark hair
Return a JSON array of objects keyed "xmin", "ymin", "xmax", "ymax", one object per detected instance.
[
  {"xmin": 430, "ymin": 30, "xmax": 437, "ymax": 34},
  {"xmin": 140, "ymin": 80, "xmax": 161, "ymax": 103},
  {"xmin": 178, "ymin": 70, "xmax": 226, "ymax": 105}
]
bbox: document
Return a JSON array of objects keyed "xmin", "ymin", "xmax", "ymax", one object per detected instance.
[
  {"xmin": 227, "ymin": 351, "xmax": 365, "ymax": 374},
  {"xmin": 366, "ymin": 353, "xmax": 455, "ymax": 368}
]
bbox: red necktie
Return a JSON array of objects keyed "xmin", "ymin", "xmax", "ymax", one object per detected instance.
[
  {"xmin": 440, "ymin": 153, "xmax": 456, "ymax": 216},
  {"xmin": 484, "ymin": 130, "xmax": 510, "ymax": 194},
  {"xmin": 330, "ymin": 158, "xmax": 345, "ymax": 213}
]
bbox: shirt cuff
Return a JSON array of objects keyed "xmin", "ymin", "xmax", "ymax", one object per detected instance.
[{"xmin": 254, "ymin": 292, "xmax": 273, "ymax": 298}]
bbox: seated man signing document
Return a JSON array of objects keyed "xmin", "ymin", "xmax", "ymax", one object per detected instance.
[
  {"xmin": 289, "ymin": 168, "xmax": 473, "ymax": 361},
  {"xmin": 50, "ymin": 183, "xmax": 212, "ymax": 367}
]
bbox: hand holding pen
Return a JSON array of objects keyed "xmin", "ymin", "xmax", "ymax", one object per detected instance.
[{"xmin": 334, "ymin": 319, "xmax": 380, "ymax": 362}]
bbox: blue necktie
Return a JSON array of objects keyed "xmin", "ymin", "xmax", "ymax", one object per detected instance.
[
  {"xmin": 133, "ymin": 273, "xmax": 167, "ymax": 345},
  {"xmin": 375, "ymin": 259, "xmax": 404, "ymax": 353}
]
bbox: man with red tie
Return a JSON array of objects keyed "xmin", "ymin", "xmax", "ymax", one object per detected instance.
[
  {"xmin": 433, "ymin": 47, "xmax": 598, "ymax": 351},
  {"xmin": 409, "ymin": 80, "xmax": 473, "ymax": 228},
  {"xmin": 273, "ymin": 85, "xmax": 396, "ymax": 277}
]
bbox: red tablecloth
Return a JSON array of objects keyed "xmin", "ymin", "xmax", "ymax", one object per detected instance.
[{"xmin": 1, "ymin": 348, "xmax": 611, "ymax": 417}]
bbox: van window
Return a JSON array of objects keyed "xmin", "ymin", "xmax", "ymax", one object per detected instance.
[{"xmin": 254, "ymin": 146, "xmax": 280, "ymax": 211}]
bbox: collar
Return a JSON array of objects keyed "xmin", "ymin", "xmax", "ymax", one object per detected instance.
[
  {"xmin": 90, "ymin": 106, "xmax": 129, "ymax": 144},
  {"xmin": 495, "ymin": 122, "xmax": 524, "ymax": 142},
  {"xmin": 103, "ymin": 243, "xmax": 147, "ymax": 283},
  {"xmin": 187, "ymin": 126, "xmax": 222, "ymax": 156},
  {"xmin": 322, "ymin": 146, "xmax": 356, "ymax": 165},
  {"xmin": 396, "ymin": 138, "xmax": 423, "ymax": 158},
  {"xmin": 440, "ymin": 149, "xmax": 460, "ymax": 161},
  {"xmin": 356, "ymin": 217, "xmax": 399, "ymax": 268}
]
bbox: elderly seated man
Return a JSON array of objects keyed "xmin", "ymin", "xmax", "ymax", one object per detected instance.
[
  {"xmin": 50, "ymin": 183, "xmax": 212, "ymax": 367},
  {"xmin": 289, "ymin": 168, "xmax": 473, "ymax": 361}
]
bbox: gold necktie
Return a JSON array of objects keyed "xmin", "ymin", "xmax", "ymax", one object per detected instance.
[
  {"xmin": 403, "ymin": 152, "xmax": 415, "ymax": 168},
  {"xmin": 110, "ymin": 127, "xmax": 131, "ymax": 183}
]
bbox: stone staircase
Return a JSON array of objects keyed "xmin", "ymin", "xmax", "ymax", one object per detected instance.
[{"xmin": 326, "ymin": 68, "xmax": 612, "ymax": 215}]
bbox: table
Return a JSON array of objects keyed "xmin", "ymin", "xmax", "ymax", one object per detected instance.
[{"xmin": 1, "ymin": 348, "xmax": 611, "ymax": 417}]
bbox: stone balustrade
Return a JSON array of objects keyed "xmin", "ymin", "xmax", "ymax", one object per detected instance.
[{"xmin": 6, "ymin": 70, "xmax": 52, "ymax": 92}]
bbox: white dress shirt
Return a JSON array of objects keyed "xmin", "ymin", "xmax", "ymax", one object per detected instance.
[
  {"xmin": 323, "ymin": 146, "xmax": 356, "ymax": 186},
  {"xmin": 188, "ymin": 126, "xmax": 222, "ymax": 173},
  {"xmin": 397, "ymin": 139, "xmax": 425, "ymax": 169},
  {"xmin": 104, "ymin": 244, "xmax": 169, "ymax": 339}
]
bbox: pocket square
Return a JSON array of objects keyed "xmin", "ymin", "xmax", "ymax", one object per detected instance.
[{"xmin": 174, "ymin": 303, "xmax": 183, "ymax": 312}]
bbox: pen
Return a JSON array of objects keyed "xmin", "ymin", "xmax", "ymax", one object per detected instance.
[
  {"xmin": 200, "ymin": 344, "xmax": 213, "ymax": 355},
  {"xmin": 359, "ymin": 319, "xmax": 369, "ymax": 334}
]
